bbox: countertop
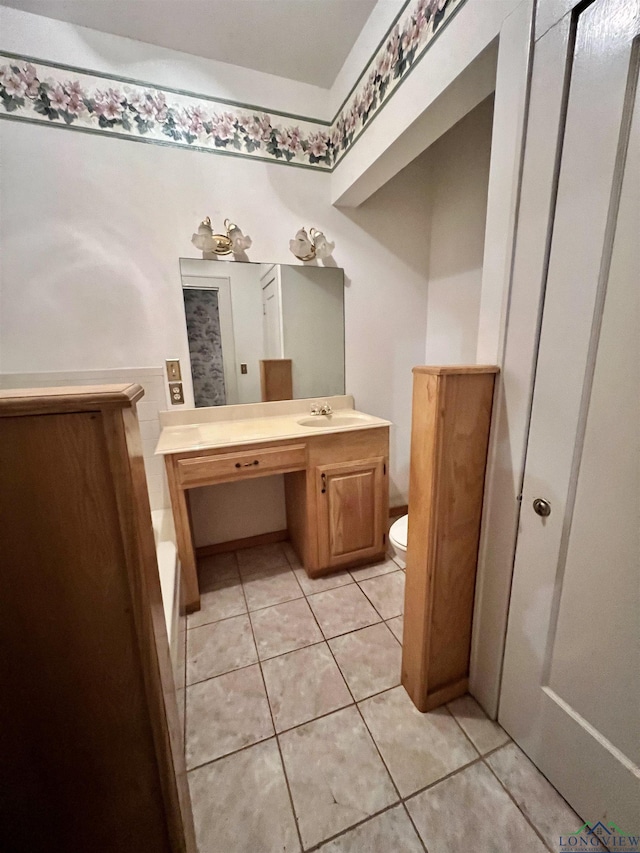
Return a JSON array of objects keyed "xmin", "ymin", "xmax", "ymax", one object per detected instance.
[{"xmin": 155, "ymin": 408, "xmax": 391, "ymax": 455}]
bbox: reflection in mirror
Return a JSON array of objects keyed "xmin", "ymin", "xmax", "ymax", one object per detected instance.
[{"xmin": 179, "ymin": 259, "xmax": 345, "ymax": 407}]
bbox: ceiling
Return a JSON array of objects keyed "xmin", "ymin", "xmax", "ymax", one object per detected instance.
[{"xmin": 3, "ymin": 0, "xmax": 379, "ymax": 88}]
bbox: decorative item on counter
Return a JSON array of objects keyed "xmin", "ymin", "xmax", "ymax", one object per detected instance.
[
  {"xmin": 191, "ymin": 217, "xmax": 252, "ymax": 259},
  {"xmin": 289, "ymin": 226, "xmax": 335, "ymax": 262}
]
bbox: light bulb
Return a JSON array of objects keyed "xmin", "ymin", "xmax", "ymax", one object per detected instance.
[
  {"xmin": 311, "ymin": 230, "xmax": 335, "ymax": 259},
  {"xmin": 289, "ymin": 227, "xmax": 315, "ymax": 261}
]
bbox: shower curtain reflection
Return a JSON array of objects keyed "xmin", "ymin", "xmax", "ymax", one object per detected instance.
[{"xmin": 182, "ymin": 287, "xmax": 227, "ymax": 407}]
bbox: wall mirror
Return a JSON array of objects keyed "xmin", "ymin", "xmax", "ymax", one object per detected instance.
[{"xmin": 179, "ymin": 258, "xmax": 345, "ymax": 407}]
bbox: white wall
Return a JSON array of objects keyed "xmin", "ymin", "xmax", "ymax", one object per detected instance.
[
  {"xmin": 423, "ymin": 97, "xmax": 494, "ymax": 364},
  {"xmin": 0, "ymin": 4, "xmax": 496, "ymax": 544},
  {"xmin": 0, "ymin": 101, "xmax": 433, "ymax": 540}
]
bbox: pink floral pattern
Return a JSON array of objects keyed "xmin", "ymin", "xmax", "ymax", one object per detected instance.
[{"xmin": 0, "ymin": 0, "xmax": 460, "ymax": 169}]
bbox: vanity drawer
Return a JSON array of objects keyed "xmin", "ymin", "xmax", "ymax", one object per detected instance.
[{"xmin": 176, "ymin": 444, "xmax": 307, "ymax": 487}]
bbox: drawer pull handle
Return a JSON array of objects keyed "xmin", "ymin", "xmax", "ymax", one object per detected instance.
[
  {"xmin": 321, "ymin": 472, "xmax": 327, "ymax": 494},
  {"xmin": 235, "ymin": 460, "xmax": 260, "ymax": 468}
]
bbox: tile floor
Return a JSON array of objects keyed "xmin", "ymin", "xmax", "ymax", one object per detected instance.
[{"xmin": 183, "ymin": 542, "xmax": 586, "ymax": 853}]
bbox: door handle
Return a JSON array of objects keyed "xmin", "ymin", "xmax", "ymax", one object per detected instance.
[
  {"xmin": 532, "ymin": 497, "xmax": 551, "ymax": 517},
  {"xmin": 321, "ymin": 473, "xmax": 327, "ymax": 494},
  {"xmin": 235, "ymin": 460, "xmax": 259, "ymax": 468}
]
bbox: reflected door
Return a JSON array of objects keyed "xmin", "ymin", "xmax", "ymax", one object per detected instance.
[
  {"xmin": 261, "ymin": 265, "xmax": 284, "ymax": 359},
  {"xmin": 500, "ymin": 0, "xmax": 640, "ymax": 832}
]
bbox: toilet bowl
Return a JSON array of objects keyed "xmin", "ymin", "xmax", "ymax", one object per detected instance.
[{"xmin": 389, "ymin": 514, "xmax": 408, "ymax": 569}]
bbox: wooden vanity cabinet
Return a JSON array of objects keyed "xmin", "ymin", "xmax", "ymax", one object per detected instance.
[
  {"xmin": 286, "ymin": 427, "xmax": 389, "ymax": 578},
  {"xmin": 315, "ymin": 457, "xmax": 386, "ymax": 570},
  {"xmin": 165, "ymin": 424, "xmax": 390, "ymax": 606}
]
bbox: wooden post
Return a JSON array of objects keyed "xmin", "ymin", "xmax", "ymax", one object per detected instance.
[{"xmin": 402, "ymin": 366, "xmax": 498, "ymax": 712}]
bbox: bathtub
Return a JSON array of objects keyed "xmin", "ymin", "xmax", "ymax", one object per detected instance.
[{"xmin": 151, "ymin": 509, "xmax": 181, "ymax": 675}]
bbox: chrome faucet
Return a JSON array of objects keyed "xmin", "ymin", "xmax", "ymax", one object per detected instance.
[{"xmin": 311, "ymin": 401, "xmax": 333, "ymax": 416}]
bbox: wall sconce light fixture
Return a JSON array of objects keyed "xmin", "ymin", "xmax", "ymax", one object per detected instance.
[
  {"xmin": 289, "ymin": 227, "xmax": 335, "ymax": 262},
  {"xmin": 191, "ymin": 217, "xmax": 252, "ymax": 258}
]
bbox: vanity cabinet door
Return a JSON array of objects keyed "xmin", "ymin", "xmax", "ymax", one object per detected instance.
[{"xmin": 316, "ymin": 457, "xmax": 386, "ymax": 569}]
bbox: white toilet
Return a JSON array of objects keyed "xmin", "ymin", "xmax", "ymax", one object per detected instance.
[{"xmin": 388, "ymin": 514, "xmax": 408, "ymax": 569}]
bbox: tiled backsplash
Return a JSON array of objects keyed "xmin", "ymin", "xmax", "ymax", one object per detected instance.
[{"xmin": 0, "ymin": 367, "xmax": 170, "ymax": 511}]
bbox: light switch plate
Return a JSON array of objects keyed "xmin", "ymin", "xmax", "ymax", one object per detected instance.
[
  {"xmin": 240, "ymin": 363, "xmax": 248, "ymax": 374},
  {"xmin": 165, "ymin": 359, "xmax": 181, "ymax": 381},
  {"xmin": 169, "ymin": 382, "xmax": 184, "ymax": 405}
]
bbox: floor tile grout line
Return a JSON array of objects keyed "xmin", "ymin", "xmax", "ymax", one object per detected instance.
[
  {"xmin": 401, "ymin": 753, "xmax": 486, "ymax": 804},
  {"xmin": 314, "ymin": 612, "xmax": 407, "ymax": 808},
  {"xmin": 183, "ymin": 681, "xmax": 503, "ymax": 782},
  {"xmin": 185, "ymin": 733, "xmax": 275, "ymax": 775},
  {"xmin": 237, "ymin": 560, "xmax": 307, "ymax": 853},
  {"xmin": 186, "ymin": 631, "xmax": 407, "ymax": 693},
  {"xmin": 400, "ymin": 801, "xmax": 430, "ymax": 853},
  {"xmin": 301, "ymin": 801, "xmax": 404, "ymax": 853},
  {"xmin": 353, "ymin": 569, "xmax": 406, "ymax": 623},
  {"xmin": 444, "ymin": 704, "xmax": 555, "ymax": 853},
  {"xmin": 298, "ymin": 601, "xmax": 408, "ymax": 851},
  {"xmin": 481, "ymin": 755, "xmax": 557, "ymax": 853}
]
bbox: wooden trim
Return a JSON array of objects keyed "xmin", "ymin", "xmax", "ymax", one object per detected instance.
[
  {"xmin": 102, "ymin": 406, "xmax": 196, "ymax": 851},
  {"xmin": 164, "ymin": 456, "xmax": 199, "ymax": 613},
  {"xmin": 195, "ymin": 529, "xmax": 289, "ymax": 557},
  {"xmin": 389, "ymin": 504, "xmax": 408, "ymax": 519},
  {"xmin": 423, "ymin": 678, "xmax": 469, "ymax": 711},
  {"xmin": 412, "ymin": 365, "xmax": 500, "ymax": 376},
  {"xmin": 0, "ymin": 383, "xmax": 144, "ymax": 415}
]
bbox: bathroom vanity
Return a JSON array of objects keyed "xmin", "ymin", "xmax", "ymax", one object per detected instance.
[{"xmin": 156, "ymin": 396, "xmax": 390, "ymax": 611}]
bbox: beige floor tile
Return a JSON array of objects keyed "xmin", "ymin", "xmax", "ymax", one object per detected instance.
[
  {"xmin": 242, "ymin": 565, "xmax": 303, "ymax": 611},
  {"xmin": 308, "ymin": 584, "xmax": 381, "ymax": 639},
  {"xmin": 359, "ymin": 686, "xmax": 477, "ymax": 796},
  {"xmin": 293, "ymin": 564, "xmax": 354, "ymax": 595},
  {"xmin": 250, "ymin": 597, "xmax": 323, "ymax": 660},
  {"xmin": 447, "ymin": 694, "xmax": 510, "ymax": 754},
  {"xmin": 236, "ymin": 542, "xmax": 290, "ymax": 576},
  {"xmin": 187, "ymin": 576, "xmax": 246, "ymax": 629},
  {"xmin": 185, "ymin": 665, "xmax": 274, "ymax": 768},
  {"xmin": 279, "ymin": 705, "xmax": 398, "ymax": 849},
  {"xmin": 189, "ymin": 738, "xmax": 300, "ymax": 853},
  {"xmin": 386, "ymin": 615, "xmax": 403, "ymax": 644},
  {"xmin": 261, "ymin": 643, "xmax": 352, "ymax": 732},
  {"xmin": 282, "ymin": 540, "xmax": 302, "ymax": 568},
  {"xmin": 198, "ymin": 552, "xmax": 239, "ymax": 590},
  {"xmin": 329, "ymin": 623, "xmax": 401, "ymax": 701},
  {"xmin": 318, "ymin": 804, "xmax": 423, "ymax": 853},
  {"xmin": 187, "ymin": 614, "xmax": 257, "ymax": 684},
  {"xmin": 349, "ymin": 557, "xmax": 401, "ymax": 582},
  {"xmin": 358, "ymin": 570, "xmax": 405, "ymax": 620},
  {"xmin": 407, "ymin": 761, "xmax": 548, "ymax": 853},
  {"xmin": 488, "ymin": 742, "xmax": 590, "ymax": 851}
]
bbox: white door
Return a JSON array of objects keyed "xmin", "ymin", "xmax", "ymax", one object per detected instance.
[
  {"xmin": 261, "ymin": 265, "xmax": 284, "ymax": 359},
  {"xmin": 500, "ymin": 0, "xmax": 640, "ymax": 833}
]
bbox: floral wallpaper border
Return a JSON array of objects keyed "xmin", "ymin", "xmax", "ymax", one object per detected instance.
[{"xmin": 0, "ymin": 0, "xmax": 464, "ymax": 171}]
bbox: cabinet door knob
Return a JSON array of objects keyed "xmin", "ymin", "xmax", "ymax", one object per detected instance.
[
  {"xmin": 532, "ymin": 497, "xmax": 551, "ymax": 517},
  {"xmin": 321, "ymin": 473, "xmax": 327, "ymax": 494}
]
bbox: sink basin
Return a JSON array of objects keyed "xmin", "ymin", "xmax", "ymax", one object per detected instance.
[{"xmin": 297, "ymin": 415, "xmax": 370, "ymax": 428}]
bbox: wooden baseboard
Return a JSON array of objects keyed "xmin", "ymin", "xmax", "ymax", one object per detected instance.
[
  {"xmin": 389, "ymin": 504, "xmax": 408, "ymax": 519},
  {"xmin": 195, "ymin": 529, "xmax": 288, "ymax": 558},
  {"xmin": 196, "ymin": 508, "xmax": 405, "ymax": 558}
]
